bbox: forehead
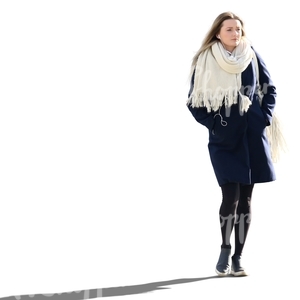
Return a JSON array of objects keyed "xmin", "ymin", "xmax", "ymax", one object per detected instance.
[{"xmin": 221, "ymin": 19, "xmax": 242, "ymax": 28}]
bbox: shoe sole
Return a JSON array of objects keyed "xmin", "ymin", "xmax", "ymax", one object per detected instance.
[
  {"xmin": 230, "ymin": 269, "xmax": 248, "ymax": 276},
  {"xmin": 215, "ymin": 269, "xmax": 229, "ymax": 276}
]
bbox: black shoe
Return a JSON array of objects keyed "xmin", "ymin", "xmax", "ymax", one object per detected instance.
[
  {"xmin": 231, "ymin": 255, "xmax": 248, "ymax": 276},
  {"xmin": 215, "ymin": 248, "xmax": 231, "ymax": 276}
]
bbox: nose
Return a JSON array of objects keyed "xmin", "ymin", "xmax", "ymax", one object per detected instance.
[{"xmin": 232, "ymin": 31, "xmax": 240, "ymax": 39}]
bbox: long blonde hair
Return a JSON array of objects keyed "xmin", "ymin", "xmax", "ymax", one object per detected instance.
[{"xmin": 189, "ymin": 12, "xmax": 247, "ymax": 77}]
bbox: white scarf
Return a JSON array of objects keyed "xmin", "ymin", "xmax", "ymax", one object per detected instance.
[
  {"xmin": 188, "ymin": 39, "xmax": 287, "ymax": 163},
  {"xmin": 188, "ymin": 38, "xmax": 254, "ymax": 113}
]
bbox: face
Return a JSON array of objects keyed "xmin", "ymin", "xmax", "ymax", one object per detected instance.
[{"xmin": 217, "ymin": 19, "xmax": 242, "ymax": 52}]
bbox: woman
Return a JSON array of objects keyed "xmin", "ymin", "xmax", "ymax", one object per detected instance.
[{"xmin": 186, "ymin": 12, "xmax": 277, "ymax": 276}]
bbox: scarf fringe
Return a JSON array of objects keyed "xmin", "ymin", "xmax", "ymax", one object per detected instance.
[
  {"xmin": 188, "ymin": 90, "xmax": 252, "ymax": 113},
  {"xmin": 188, "ymin": 91, "xmax": 238, "ymax": 112},
  {"xmin": 266, "ymin": 112, "xmax": 288, "ymax": 163}
]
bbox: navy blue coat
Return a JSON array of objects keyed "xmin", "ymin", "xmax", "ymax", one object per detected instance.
[{"xmin": 187, "ymin": 49, "xmax": 276, "ymax": 186}]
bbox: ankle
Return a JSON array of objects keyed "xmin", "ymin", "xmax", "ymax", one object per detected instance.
[{"xmin": 232, "ymin": 253, "xmax": 242, "ymax": 258}]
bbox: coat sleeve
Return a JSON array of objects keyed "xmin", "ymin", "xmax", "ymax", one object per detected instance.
[
  {"xmin": 253, "ymin": 49, "xmax": 277, "ymax": 126},
  {"xmin": 186, "ymin": 69, "xmax": 215, "ymax": 130}
]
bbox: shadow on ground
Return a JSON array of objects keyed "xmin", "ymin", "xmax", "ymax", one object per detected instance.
[{"xmin": 0, "ymin": 276, "xmax": 229, "ymax": 299}]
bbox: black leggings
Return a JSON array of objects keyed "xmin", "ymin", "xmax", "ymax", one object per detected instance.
[{"xmin": 219, "ymin": 182, "xmax": 254, "ymax": 256}]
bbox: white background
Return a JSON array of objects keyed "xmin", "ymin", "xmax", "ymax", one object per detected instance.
[{"xmin": 0, "ymin": 1, "xmax": 298, "ymax": 299}]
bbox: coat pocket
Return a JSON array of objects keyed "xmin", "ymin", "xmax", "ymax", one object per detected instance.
[{"xmin": 249, "ymin": 101, "xmax": 267, "ymax": 132}]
